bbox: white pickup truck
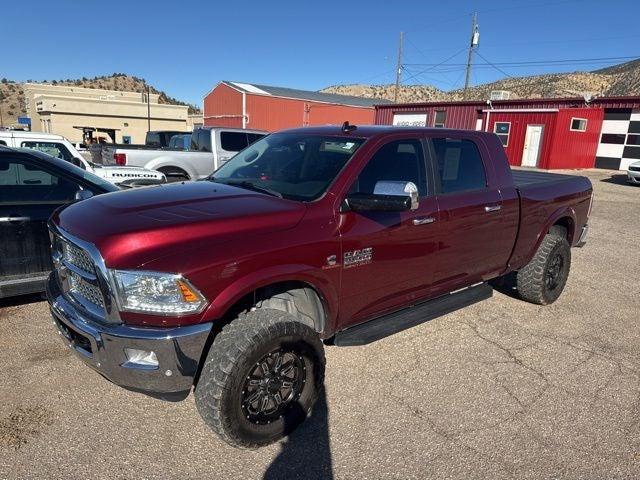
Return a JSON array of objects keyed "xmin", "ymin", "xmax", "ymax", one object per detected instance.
[
  {"xmin": 101, "ymin": 127, "xmax": 267, "ymax": 181},
  {"xmin": 0, "ymin": 131, "xmax": 166, "ymax": 187}
]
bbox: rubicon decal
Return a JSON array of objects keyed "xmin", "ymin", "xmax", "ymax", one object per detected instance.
[{"xmin": 344, "ymin": 248, "xmax": 373, "ymax": 268}]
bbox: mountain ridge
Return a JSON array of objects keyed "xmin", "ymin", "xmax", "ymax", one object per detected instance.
[{"xmin": 321, "ymin": 59, "xmax": 640, "ymax": 104}]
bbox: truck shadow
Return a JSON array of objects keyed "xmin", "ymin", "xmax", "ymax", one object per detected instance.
[
  {"xmin": 263, "ymin": 387, "xmax": 333, "ymax": 480},
  {"xmin": 600, "ymin": 174, "xmax": 635, "ymax": 186},
  {"xmin": 489, "ymin": 272, "xmax": 521, "ymax": 300},
  {"xmin": 0, "ymin": 292, "xmax": 45, "ymax": 309}
]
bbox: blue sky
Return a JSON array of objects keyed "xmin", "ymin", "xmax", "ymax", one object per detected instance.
[{"xmin": 3, "ymin": 0, "xmax": 639, "ymax": 106}]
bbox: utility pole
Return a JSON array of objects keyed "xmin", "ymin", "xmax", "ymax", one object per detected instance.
[
  {"xmin": 463, "ymin": 13, "xmax": 479, "ymax": 100},
  {"xmin": 0, "ymin": 91, "xmax": 4, "ymax": 129},
  {"xmin": 394, "ymin": 31, "xmax": 404, "ymax": 103},
  {"xmin": 146, "ymin": 84, "xmax": 151, "ymax": 133}
]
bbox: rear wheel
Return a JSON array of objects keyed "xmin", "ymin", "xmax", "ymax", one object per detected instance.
[
  {"xmin": 516, "ymin": 230, "xmax": 571, "ymax": 305},
  {"xmin": 195, "ymin": 308, "xmax": 325, "ymax": 448},
  {"xmin": 158, "ymin": 166, "xmax": 190, "ymax": 183}
]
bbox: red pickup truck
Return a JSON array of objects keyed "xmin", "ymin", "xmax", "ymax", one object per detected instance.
[{"xmin": 46, "ymin": 125, "xmax": 592, "ymax": 448}]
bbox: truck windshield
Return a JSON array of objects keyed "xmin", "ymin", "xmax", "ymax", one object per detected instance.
[{"xmin": 211, "ymin": 133, "xmax": 364, "ymax": 201}]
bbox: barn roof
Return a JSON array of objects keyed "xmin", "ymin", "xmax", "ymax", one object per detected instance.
[{"xmin": 221, "ymin": 81, "xmax": 392, "ymax": 108}]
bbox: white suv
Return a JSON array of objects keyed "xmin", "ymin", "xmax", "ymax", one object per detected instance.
[{"xmin": 0, "ymin": 130, "xmax": 166, "ymax": 187}]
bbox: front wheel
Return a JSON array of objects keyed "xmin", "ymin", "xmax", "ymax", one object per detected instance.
[
  {"xmin": 195, "ymin": 309, "xmax": 325, "ymax": 448},
  {"xmin": 516, "ymin": 231, "xmax": 571, "ymax": 305}
]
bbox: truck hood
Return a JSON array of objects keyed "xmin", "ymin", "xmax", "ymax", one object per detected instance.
[
  {"xmin": 54, "ymin": 181, "xmax": 306, "ymax": 268},
  {"xmin": 91, "ymin": 164, "xmax": 166, "ymax": 185}
]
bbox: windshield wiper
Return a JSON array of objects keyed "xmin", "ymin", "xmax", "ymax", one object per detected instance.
[{"xmin": 211, "ymin": 179, "xmax": 283, "ymax": 198}]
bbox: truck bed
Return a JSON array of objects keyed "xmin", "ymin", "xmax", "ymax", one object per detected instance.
[{"xmin": 510, "ymin": 168, "xmax": 584, "ymax": 187}]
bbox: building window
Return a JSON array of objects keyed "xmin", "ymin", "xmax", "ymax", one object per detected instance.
[
  {"xmin": 494, "ymin": 122, "xmax": 510, "ymax": 147},
  {"xmin": 433, "ymin": 111, "xmax": 446, "ymax": 128},
  {"xmin": 570, "ymin": 118, "xmax": 587, "ymax": 132}
]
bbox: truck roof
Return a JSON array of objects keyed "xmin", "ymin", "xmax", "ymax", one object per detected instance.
[
  {"xmin": 0, "ymin": 130, "xmax": 65, "ymax": 140},
  {"xmin": 277, "ymin": 125, "xmax": 493, "ymax": 139}
]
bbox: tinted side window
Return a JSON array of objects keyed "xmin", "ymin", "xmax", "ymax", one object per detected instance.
[
  {"xmin": 431, "ymin": 138, "xmax": 487, "ymax": 193},
  {"xmin": 247, "ymin": 133, "xmax": 265, "ymax": 145},
  {"xmin": 0, "ymin": 157, "xmax": 80, "ymax": 204},
  {"xmin": 221, "ymin": 132, "xmax": 248, "ymax": 152},
  {"xmin": 0, "ymin": 140, "xmax": 6, "ymax": 146},
  {"xmin": 352, "ymin": 139, "xmax": 427, "ymax": 196}
]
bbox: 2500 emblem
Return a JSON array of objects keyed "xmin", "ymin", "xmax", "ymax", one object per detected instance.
[{"xmin": 344, "ymin": 247, "xmax": 373, "ymax": 268}]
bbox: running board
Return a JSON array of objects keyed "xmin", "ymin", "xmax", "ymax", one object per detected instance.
[{"xmin": 333, "ymin": 283, "xmax": 493, "ymax": 347}]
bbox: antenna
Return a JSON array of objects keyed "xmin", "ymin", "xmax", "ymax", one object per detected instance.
[{"xmin": 342, "ymin": 121, "xmax": 357, "ymax": 133}]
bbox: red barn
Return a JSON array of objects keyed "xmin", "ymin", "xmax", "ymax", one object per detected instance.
[
  {"xmin": 375, "ymin": 96, "xmax": 640, "ymax": 170},
  {"xmin": 204, "ymin": 81, "xmax": 388, "ymax": 132}
]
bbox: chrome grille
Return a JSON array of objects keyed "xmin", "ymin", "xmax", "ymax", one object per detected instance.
[
  {"xmin": 52, "ymin": 231, "xmax": 105, "ymax": 316},
  {"xmin": 62, "ymin": 241, "xmax": 95, "ymax": 276},
  {"xmin": 69, "ymin": 272, "xmax": 105, "ymax": 308}
]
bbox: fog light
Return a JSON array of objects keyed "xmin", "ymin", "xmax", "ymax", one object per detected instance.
[{"xmin": 124, "ymin": 348, "xmax": 159, "ymax": 367}]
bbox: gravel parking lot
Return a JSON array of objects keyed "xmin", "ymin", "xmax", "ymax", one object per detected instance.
[{"xmin": 1, "ymin": 169, "xmax": 639, "ymax": 480}]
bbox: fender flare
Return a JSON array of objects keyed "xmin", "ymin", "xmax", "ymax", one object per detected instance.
[
  {"xmin": 522, "ymin": 205, "xmax": 577, "ymax": 266},
  {"xmin": 145, "ymin": 157, "xmax": 197, "ymax": 180},
  {"xmin": 201, "ymin": 264, "xmax": 339, "ymax": 334}
]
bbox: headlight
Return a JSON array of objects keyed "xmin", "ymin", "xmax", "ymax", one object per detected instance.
[{"xmin": 111, "ymin": 270, "xmax": 207, "ymax": 315}]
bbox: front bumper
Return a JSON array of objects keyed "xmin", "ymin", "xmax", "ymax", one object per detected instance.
[
  {"xmin": 46, "ymin": 273, "xmax": 212, "ymax": 398},
  {"xmin": 627, "ymin": 170, "xmax": 640, "ymax": 184}
]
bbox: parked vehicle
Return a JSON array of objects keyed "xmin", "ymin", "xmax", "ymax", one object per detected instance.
[
  {"xmin": 0, "ymin": 146, "xmax": 119, "ymax": 298},
  {"xmin": 0, "ymin": 131, "xmax": 166, "ymax": 187},
  {"xmin": 46, "ymin": 125, "xmax": 593, "ymax": 448},
  {"xmin": 627, "ymin": 161, "xmax": 640, "ymax": 184},
  {"xmin": 102, "ymin": 127, "xmax": 267, "ymax": 181}
]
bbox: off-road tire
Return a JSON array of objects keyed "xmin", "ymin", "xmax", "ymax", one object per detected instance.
[
  {"xmin": 195, "ymin": 308, "xmax": 325, "ymax": 449},
  {"xmin": 516, "ymin": 231, "xmax": 571, "ymax": 305}
]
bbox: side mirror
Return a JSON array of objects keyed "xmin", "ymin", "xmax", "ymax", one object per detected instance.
[
  {"xmin": 74, "ymin": 189, "xmax": 94, "ymax": 201},
  {"xmin": 346, "ymin": 192, "xmax": 413, "ymax": 212},
  {"xmin": 373, "ymin": 181, "xmax": 419, "ymax": 210}
]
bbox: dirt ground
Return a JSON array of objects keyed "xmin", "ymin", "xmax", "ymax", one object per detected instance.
[{"xmin": 1, "ymin": 169, "xmax": 639, "ymax": 479}]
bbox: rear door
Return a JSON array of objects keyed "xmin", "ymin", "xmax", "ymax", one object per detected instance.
[
  {"xmin": 339, "ymin": 136, "xmax": 440, "ymax": 326},
  {"xmin": 0, "ymin": 153, "xmax": 96, "ymax": 296},
  {"xmin": 426, "ymin": 135, "xmax": 511, "ymax": 296}
]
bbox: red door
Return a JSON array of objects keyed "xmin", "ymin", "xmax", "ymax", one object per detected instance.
[
  {"xmin": 426, "ymin": 135, "xmax": 517, "ymax": 296},
  {"xmin": 338, "ymin": 137, "xmax": 440, "ymax": 327}
]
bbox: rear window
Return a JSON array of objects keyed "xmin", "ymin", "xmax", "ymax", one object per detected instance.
[{"xmin": 431, "ymin": 138, "xmax": 487, "ymax": 193}]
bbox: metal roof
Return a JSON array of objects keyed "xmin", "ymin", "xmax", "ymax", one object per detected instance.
[
  {"xmin": 375, "ymin": 95, "xmax": 640, "ymax": 109},
  {"xmin": 222, "ymin": 81, "xmax": 391, "ymax": 108}
]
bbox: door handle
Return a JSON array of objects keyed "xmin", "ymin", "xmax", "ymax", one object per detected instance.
[
  {"xmin": 0, "ymin": 216, "xmax": 31, "ymax": 223},
  {"xmin": 484, "ymin": 205, "xmax": 502, "ymax": 213},
  {"xmin": 413, "ymin": 216, "xmax": 436, "ymax": 225}
]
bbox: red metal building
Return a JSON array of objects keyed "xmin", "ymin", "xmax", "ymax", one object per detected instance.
[
  {"xmin": 375, "ymin": 96, "xmax": 640, "ymax": 170},
  {"xmin": 204, "ymin": 81, "xmax": 389, "ymax": 132}
]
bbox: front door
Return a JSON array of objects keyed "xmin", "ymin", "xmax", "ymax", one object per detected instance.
[
  {"xmin": 338, "ymin": 137, "xmax": 439, "ymax": 327},
  {"xmin": 521, "ymin": 125, "xmax": 544, "ymax": 167},
  {"xmin": 0, "ymin": 154, "xmax": 87, "ymax": 296}
]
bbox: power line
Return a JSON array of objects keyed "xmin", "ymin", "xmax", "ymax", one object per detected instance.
[
  {"xmin": 402, "ymin": 47, "xmax": 468, "ymax": 84},
  {"xmin": 404, "ymin": 54, "xmax": 640, "ymax": 67}
]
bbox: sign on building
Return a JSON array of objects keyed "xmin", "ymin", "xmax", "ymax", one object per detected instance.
[{"xmin": 392, "ymin": 113, "xmax": 427, "ymax": 127}]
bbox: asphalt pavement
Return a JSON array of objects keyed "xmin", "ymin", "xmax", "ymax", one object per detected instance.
[{"xmin": 1, "ymin": 169, "xmax": 639, "ymax": 479}]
